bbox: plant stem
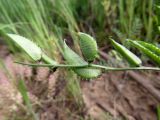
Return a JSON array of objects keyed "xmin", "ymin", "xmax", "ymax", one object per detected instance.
[
  {"xmin": 41, "ymin": 54, "xmax": 58, "ymax": 65},
  {"xmin": 15, "ymin": 61, "xmax": 88, "ymax": 68},
  {"xmin": 15, "ymin": 61, "xmax": 160, "ymax": 71},
  {"xmin": 90, "ymin": 64, "xmax": 160, "ymax": 71}
]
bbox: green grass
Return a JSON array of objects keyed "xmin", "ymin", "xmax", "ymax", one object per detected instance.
[
  {"xmin": 114, "ymin": 0, "xmax": 155, "ymax": 41},
  {"xmin": 0, "ymin": 0, "xmax": 160, "ymax": 119},
  {"xmin": 0, "ymin": 0, "xmax": 159, "ymax": 53},
  {"xmin": 18, "ymin": 79, "xmax": 38, "ymax": 120},
  {"xmin": 0, "ymin": 0, "xmax": 84, "ymax": 119},
  {"xmin": 157, "ymin": 104, "xmax": 160, "ymax": 120},
  {"xmin": 66, "ymin": 70, "xmax": 84, "ymax": 106},
  {"xmin": 0, "ymin": 0, "xmax": 60, "ymax": 59}
]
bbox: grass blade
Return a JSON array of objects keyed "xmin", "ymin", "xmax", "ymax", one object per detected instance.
[{"xmin": 18, "ymin": 79, "xmax": 38, "ymax": 120}]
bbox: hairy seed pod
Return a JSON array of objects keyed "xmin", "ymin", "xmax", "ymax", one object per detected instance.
[
  {"xmin": 78, "ymin": 32, "xmax": 98, "ymax": 62},
  {"xmin": 111, "ymin": 39, "xmax": 142, "ymax": 67},
  {"xmin": 63, "ymin": 41, "xmax": 101, "ymax": 79},
  {"xmin": 74, "ymin": 67, "xmax": 101, "ymax": 79},
  {"xmin": 128, "ymin": 39, "xmax": 160, "ymax": 66},
  {"xmin": 137, "ymin": 41, "xmax": 160, "ymax": 56}
]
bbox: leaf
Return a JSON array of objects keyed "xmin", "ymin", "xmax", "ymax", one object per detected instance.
[
  {"xmin": 63, "ymin": 41, "xmax": 88, "ymax": 65},
  {"xmin": 2, "ymin": 33, "xmax": 57, "ymax": 65},
  {"xmin": 78, "ymin": 32, "xmax": 98, "ymax": 62},
  {"xmin": 128, "ymin": 39, "xmax": 160, "ymax": 66},
  {"xmin": 111, "ymin": 39, "xmax": 142, "ymax": 67},
  {"xmin": 63, "ymin": 41, "xmax": 101, "ymax": 79},
  {"xmin": 7, "ymin": 34, "xmax": 42, "ymax": 61}
]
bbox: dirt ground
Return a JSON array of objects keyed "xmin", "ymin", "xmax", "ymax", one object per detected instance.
[{"xmin": 0, "ymin": 45, "xmax": 160, "ymax": 120}]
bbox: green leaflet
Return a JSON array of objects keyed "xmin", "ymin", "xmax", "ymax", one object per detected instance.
[
  {"xmin": 63, "ymin": 41, "xmax": 88, "ymax": 65},
  {"xmin": 128, "ymin": 39, "xmax": 160, "ymax": 66},
  {"xmin": 7, "ymin": 34, "xmax": 42, "ymax": 61},
  {"xmin": 4, "ymin": 33, "xmax": 57, "ymax": 65},
  {"xmin": 78, "ymin": 32, "xmax": 98, "ymax": 62},
  {"xmin": 63, "ymin": 41, "xmax": 101, "ymax": 79},
  {"xmin": 111, "ymin": 39, "xmax": 142, "ymax": 67},
  {"xmin": 137, "ymin": 41, "xmax": 160, "ymax": 56}
]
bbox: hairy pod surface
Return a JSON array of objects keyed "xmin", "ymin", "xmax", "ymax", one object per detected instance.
[
  {"xmin": 111, "ymin": 39, "xmax": 142, "ymax": 67},
  {"xmin": 128, "ymin": 40, "xmax": 160, "ymax": 66},
  {"xmin": 78, "ymin": 32, "xmax": 98, "ymax": 62},
  {"xmin": 74, "ymin": 67, "xmax": 101, "ymax": 79},
  {"xmin": 63, "ymin": 41, "xmax": 101, "ymax": 79},
  {"xmin": 137, "ymin": 41, "xmax": 160, "ymax": 56}
]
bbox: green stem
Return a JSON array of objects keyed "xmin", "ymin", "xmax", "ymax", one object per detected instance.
[
  {"xmin": 15, "ymin": 61, "xmax": 88, "ymax": 68},
  {"xmin": 15, "ymin": 61, "xmax": 160, "ymax": 71},
  {"xmin": 90, "ymin": 64, "xmax": 160, "ymax": 71},
  {"xmin": 41, "ymin": 54, "xmax": 58, "ymax": 65}
]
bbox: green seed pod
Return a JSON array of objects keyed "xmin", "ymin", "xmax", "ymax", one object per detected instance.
[
  {"xmin": 128, "ymin": 39, "xmax": 160, "ymax": 66},
  {"xmin": 137, "ymin": 41, "xmax": 160, "ymax": 56},
  {"xmin": 63, "ymin": 41, "xmax": 101, "ymax": 79},
  {"xmin": 74, "ymin": 67, "xmax": 101, "ymax": 79},
  {"xmin": 111, "ymin": 39, "xmax": 142, "ymax": 67},
  {"xmin": 78, "ymin": 32, "xmax": 98, "ymax": 62}
]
